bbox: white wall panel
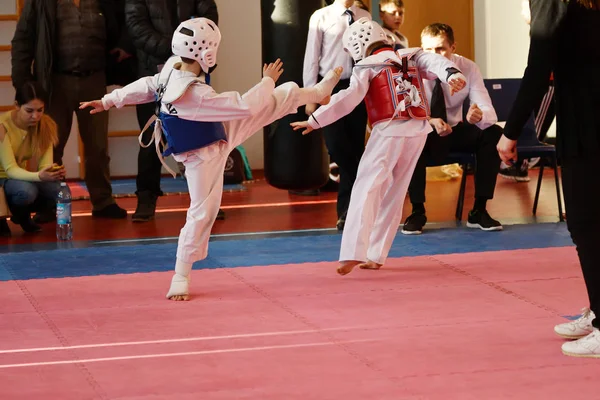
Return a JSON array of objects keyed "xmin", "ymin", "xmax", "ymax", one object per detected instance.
[
  {"xmin": 108, "ymin": 106, "xmax": 140, "ymax": 133},
  {"xmin": 0, "ymin": 1, "xmax": 17, "ymax": 15},
  {"xmin": 473, "ymin": 0, "xmax": 556, "ymax": 137},
  {"xmin": 0, "ymin": 50, "xmax": 11, "ymax": 76},
  {"xmin": 0, "ymin": 80, "xmax": 15, "ymax": 105},
  {"xmin": 108, "ymin": 136, "xmax": 179, "ymax": 177},
  {"xmin": 211, "ymin": 0, "xmax": 263, "ymax": 169},
  {"xmin": 0, "ymin": 21, "xmax": 16, "ymax": 47}
]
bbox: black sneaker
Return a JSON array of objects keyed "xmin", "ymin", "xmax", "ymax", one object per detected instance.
[
  {"xmin": 467, "ymin": 209, "xmax": 503, "ymax": 231},
  {"xmin": 16, "ymin": 217, "xmax": 42, "ymax": 233},
  {"xmin": 0, "ymin": 219, "xmax": 11, "ymax": 237},
  {"xmin": 401, "ymin": 212, "xmax": 427, "ymax": 235},
  {"xmin": 132, "ymin": 192, "xmax": 157, "ymax": 223},
  {"xmin": 92, "ymin": 203, "xmax": 128, "ymax": 219},
  {"xmin": 32, "ymin": 210, "xmax": 56, "ymax": 224},
  {"xmin": 499, "ymin": 161, "xmax": 530, "ymax": 182}
]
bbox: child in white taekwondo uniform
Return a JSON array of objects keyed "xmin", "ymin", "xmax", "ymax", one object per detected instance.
[
  {"xmin": 292, "ymin": 18, "xmax": 466, "ymax": 275},
  {"xmin": 80, "ymin": 18, "xmax": 343, "ymax": 300}
]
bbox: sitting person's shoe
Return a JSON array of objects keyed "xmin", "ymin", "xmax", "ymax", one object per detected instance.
[
  {"xmin": 0, "ymin": 219, "xmax": 11, "ymax": 237},
  {"xmin": 33, "ymin": 210, "xmax": 56, "ymax": 224},
  {"xmin": 499, "ymin": 162, "xmax": 530, "ymax": 182},
  {"xmin": 554, "ymin": 308, "xmax": 595, "ymax": 339},
  {"xmin": 401, "ymin": 212, "xmax": 427, "ymax": 235},
  {"xmin": 92, "ymin": 203, "xmax": 128, "ymax": 219},
  {"xmin": 216, "ymin": 209, "xmax": 225, "ymax": 220},
  {"xmin": 466, "ymin": 209, "xmax": 503, "ymax": 231},
  {"xmin": 14, "ymin": 217, "xmax": 42, "ymax": 233}
]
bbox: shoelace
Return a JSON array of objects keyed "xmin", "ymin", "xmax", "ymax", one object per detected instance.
[{"xmin": 577, "ymin": 307, "xmax": 593, "ymax": 321}]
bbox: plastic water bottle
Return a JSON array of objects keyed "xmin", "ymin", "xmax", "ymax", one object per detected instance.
[{"xmin": 56, "ymin": 182, "xmax": 73, "ymax": 241}]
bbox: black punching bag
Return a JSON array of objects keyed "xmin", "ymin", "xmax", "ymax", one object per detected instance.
[{"xmin": 261, "ymin": 0, "xmax": 330, "ymax": 191}]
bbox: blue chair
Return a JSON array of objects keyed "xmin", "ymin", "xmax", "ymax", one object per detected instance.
[{"xmin": 484, "ymin": 78, "xmax": 564, "ymax": 222}]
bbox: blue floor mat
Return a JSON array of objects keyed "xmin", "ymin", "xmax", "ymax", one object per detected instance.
[{"xmin": 0, "ymin": 223, "xmax": 572, "ymax": 281}]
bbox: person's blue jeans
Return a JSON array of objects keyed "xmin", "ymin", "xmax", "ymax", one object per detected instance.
[{"xmin": 0, "ymin": 178, "xmax": 60, "ymax": 222}]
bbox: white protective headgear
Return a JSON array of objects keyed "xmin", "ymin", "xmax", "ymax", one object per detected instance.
[
  {"xmin": 171, "ymin": 18, "xmax": 221, "ymax": 74},
  {"xmin": 342, "ymin": 17, "xmax": 390, "ymax": 62}
]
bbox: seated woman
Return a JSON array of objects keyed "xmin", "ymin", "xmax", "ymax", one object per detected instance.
[{"xmin": 0, "ymin": 82, "xmax": 65, "ymax": 236}]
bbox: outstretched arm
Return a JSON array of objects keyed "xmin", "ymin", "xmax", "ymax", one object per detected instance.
[
  {"xmin": 415, "ymin": 50, "xmax": 466, "ymax": 95},
  {"xmin": 80, "ymin": 75, "xmax": 159, "ymax": 113},
  {"xmin": 292, "ymin": 69, "xmax": 371, "ymax": 134}
]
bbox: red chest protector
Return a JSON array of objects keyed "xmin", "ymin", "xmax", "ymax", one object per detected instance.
[{"xmin": 363, "ymin": 48, "xmax": 429, "ymax": 126}]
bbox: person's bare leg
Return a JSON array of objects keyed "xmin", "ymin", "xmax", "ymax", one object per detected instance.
[{"xmin": 298, "ymin": 67, "xmax": 343, "ymax": 106}]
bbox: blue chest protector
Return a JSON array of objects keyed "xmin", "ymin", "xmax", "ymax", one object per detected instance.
[
  {"xmin": 159, "ymin": 112, "xmax": 227, "ymax": 157},
  {"xmin": 138, "ymin": 65, "xmax": 229, "ymax": 178}
]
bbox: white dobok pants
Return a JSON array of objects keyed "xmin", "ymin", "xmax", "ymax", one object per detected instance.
[
  {"xmin": 339, "ymin": 126, "xmax": 428, "ymax": 265},
  {"xmin": 173, "ymin": 82, "xmax": 304, "ymax": 264}
]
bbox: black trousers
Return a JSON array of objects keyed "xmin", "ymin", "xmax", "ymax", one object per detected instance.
[
  {"xmin": 562, "ymin": 155, "xmax": 600, "ymax": 328},
  {"xmin": 50, "ymin": 72, "xmax": 115, "ymax": 210},
  {"xmin": 320, "ymin": 77, "xmax": 368, "ymax": 218},
  {"xmin": 135, "ymin": 102, "xmax": 164, "ymax": 197},
  {"xmin": 408, "ymin": 123, "xmax": 503, "ymax": 204}
]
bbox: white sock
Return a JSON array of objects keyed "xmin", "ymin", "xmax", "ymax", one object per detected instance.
[
  {"xmin": 175, "ymin": 259, "xmax": 193, "ymax": 278},
  {"xmin": 166, "ymin": 273, "xmax": 190, "ymax": 299},
  {"xmin": 299, "ymin": 67, "xmax": 343, "ymax": 105}
]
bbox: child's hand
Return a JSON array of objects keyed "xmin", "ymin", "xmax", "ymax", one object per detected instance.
[
  {"xmin": 429, "ymin": 118, "xmax": 452, "ymax": 137},
  {"xmin": 263, "ymin": 59, "xmax": 284, "ymax": 84},
  {"xmin": 466, "ymin": 103, "xmax": 483, "ymax": 124},
  {"xmin": 79, "ymin": 100, "xmax": 106, "ymax": 114},
  {"xmin": 290, "ymin": 120, "xmax": 314, "ymax": 135},
  {"xmin": 447, "ymin": 73, "xmax": 467, "ymax": 95}
]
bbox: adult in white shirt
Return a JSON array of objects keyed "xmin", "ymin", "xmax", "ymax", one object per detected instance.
[
  {"xmin": 303, "ymin": 0, "xmax": 371, "ymax": 231},
  {"xmin": 402, "ymin": 23, "xmax": 504, "ymax": 235}
]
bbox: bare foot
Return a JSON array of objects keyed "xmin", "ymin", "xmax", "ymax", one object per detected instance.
[
  {"xmin": 168, "ymin": 294, "xmax": 189, "ymax": 301},
  {"xmin": 337, "ymin": 260, "xmax": 361, "ymax": 276},
  {"xmin": 166, "ymin": 274, "xmax": 190, "ymax": 301},
  {"xmin": 358, "ymin": 260, "xmax": 382, "ymax": 270},
  {"xmin": 316, "ymin": 66, "xmax": 343, "ymax": 105}
]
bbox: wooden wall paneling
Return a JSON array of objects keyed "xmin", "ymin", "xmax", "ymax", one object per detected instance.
[{"xmin": 396, "ymin": 0, "xmax": 474, "ymax": 60}]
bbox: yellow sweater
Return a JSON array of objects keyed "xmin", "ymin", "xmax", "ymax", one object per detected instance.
[{"xmin": 0, "ymin": 111, "xmax": 53, "ymax": 181}]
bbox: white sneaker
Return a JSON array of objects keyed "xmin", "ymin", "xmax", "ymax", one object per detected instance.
[
  {"xmin": 554, "ymin": 308, "xmax": 595, "ymax": 339},
  {"xmin": 561, "ymin": 329, "xmax": 600, "ymax": 358}
]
